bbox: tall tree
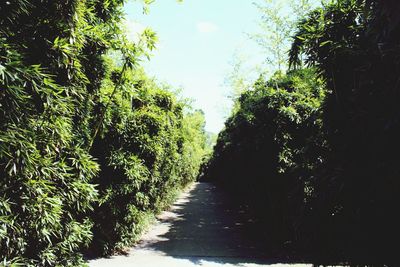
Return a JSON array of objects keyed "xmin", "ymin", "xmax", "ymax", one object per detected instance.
[
  {"xmin": 253, "ymin": 0, "xmax": 318, "ymax": 73},
  {"xmin": 290, "ymin": 0, "xmax": 400, "ymax": 262}
]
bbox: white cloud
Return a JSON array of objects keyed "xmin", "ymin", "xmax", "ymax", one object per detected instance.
[{"xmin": 196, "ymin": 21, "xmax": 218, "ymax": 33}]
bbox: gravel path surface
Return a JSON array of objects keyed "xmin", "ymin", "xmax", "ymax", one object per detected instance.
[{"xmin": 88, "ymin": 183, "xmax": 314, "ymax": 267}]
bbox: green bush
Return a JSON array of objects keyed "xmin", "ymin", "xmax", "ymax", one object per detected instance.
[
  {"xmin": 0, "ymin": 1, "xmax": 126, "ymax": 264},
  {"xmin": 202, "ymin": 68, "xmax": 326, "ymax": 247},
  {"xmin": 289, "ymin": 0, "xmax": 400, "ymax": 262},
  {"xmin": 0, "ymin": 31, "xmax": 98, "ymax": 267},
  {"xmin": 88, "ymin": 67, "xmax": 208, "ymax": 255},
  {"xmin": 1, "ymin": 0, "xmax": 208, "ymax": 265},
  {"xmin": 204, "ymin": 0, "xmax": 400, "ymax": 265}
]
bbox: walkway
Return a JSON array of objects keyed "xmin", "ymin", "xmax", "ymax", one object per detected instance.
[{"xmin": 88, "ymin": 183, "xmax": 312, "ymax": 267}]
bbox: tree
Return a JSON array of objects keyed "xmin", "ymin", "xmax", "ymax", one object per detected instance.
[
  {"xmin": 202, "ymin": 68, "xmax": 326, "ymax": 249},
  {"xmin": 1, "ymin": 0, "xmax": 207, "ymax": 265},
  {"xmin": 289, "ymin": 0, "xmax": 400, "ymax": 263},
  {"xmin": 253, "ymin": 0, "xmax": 318, "ymax": 73}
]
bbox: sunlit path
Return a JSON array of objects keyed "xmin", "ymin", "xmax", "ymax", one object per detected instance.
[{"xmin": 88, "ymin": 183, "xmax": 312, "ymax": 267}]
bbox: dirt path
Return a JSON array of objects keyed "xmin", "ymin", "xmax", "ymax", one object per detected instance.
[{"xmin": 88, "ymin": 183, "xmax": 312, "ymax": 267}]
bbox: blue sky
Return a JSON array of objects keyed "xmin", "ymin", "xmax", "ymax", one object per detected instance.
[{"xmin": 124, "ymin": 0, "xmax": 265, "ymax": 133}]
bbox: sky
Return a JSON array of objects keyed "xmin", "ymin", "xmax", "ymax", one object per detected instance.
[{"xmin": 124, "ymin": 0, "xmax": 265, "ymax": 133}]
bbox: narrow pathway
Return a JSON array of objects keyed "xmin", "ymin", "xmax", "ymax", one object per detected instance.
[{"xmin": 88, "ymin": 183, "xmax": 311, "ymax": 267}]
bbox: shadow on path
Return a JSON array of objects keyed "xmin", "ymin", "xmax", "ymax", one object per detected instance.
[
  {"xmin": 133, "ymin": 182, "xmax": 306, "ymax": 266},
  {"xmin": 89, "ymin": 183, "xmax": 313, "ymax": 266}
]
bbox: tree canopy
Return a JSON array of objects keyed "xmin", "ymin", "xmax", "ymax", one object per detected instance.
[
  {"xmin": 202, "ymin": 0, "xmax": 400, "ymax": 265},
  {"xmin": 0, "ymin": 1, "xmax": 208, "ymax": 265}
]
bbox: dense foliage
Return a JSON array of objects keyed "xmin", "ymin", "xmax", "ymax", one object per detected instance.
[
  {"xmin": 202, "ymin": 68, "xmax": 327, "ymax": 249},
  {"xmin": 203, "ymin": 0, "xmax": 400, "ymax": 265},
  {"xmin": 290, "ymin": 0, "xmax": 400, "ymax": 263},
  {"xmin": 0, "ymin": 1, "xmax": 207, "ymax": 266},
  {"xmin": 89, "ymin": 67, "xmax": 207, "ymax": 255}
]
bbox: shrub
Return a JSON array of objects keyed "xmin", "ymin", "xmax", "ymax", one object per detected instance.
[
  {"xmin": 88, "ymin": 67, "xmax": 208, "ymax": 255},
  {"xmin": 202, "ymin": 68, "xmax": 326, "ymax": 248},
  {"xmin": 1, "ymin": 0, "xmax": 201, "ymax": 265}
]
